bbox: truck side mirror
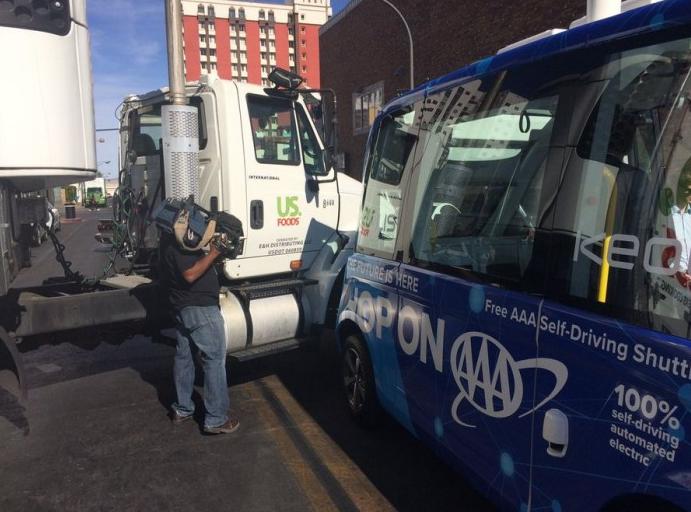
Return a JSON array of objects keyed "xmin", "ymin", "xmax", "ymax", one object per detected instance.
[{"xmin": 307, "ymin": 178, "xmax": 319, "ymax": 194}]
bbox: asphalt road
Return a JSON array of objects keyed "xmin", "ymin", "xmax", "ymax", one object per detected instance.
[{"xmin": 0, "ymin": 206, "xmax": 496, "ymax": 512}]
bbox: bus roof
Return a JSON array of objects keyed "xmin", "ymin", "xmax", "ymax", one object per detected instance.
[{"xmin": 393, "ymin": 0, "xmax": 691, "ymax": 111}]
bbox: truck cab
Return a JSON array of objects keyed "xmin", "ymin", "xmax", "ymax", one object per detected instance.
[{"xmin": 118, "ymin": 74, "xmax": 362, "ymax": 357}]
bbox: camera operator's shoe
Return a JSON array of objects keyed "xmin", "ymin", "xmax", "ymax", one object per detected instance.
[
  {"xmin": 171, "ymin": 410, "xmax": 194, "ymax": 425},
  {"xmin": 204, "ymin": 417, "xmax": 240, "ymax": 434}
]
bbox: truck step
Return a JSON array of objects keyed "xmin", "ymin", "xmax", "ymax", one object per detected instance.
[
  {"xmin": 227, "ymin": 278, "xmax": 317, "ymax": 301},
  {"xmin": 229, "ymin": 337, "xmax": 308, "ymax": 362}
]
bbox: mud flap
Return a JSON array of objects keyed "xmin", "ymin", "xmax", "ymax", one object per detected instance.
[{"xmin": 0, "ymin": 326, "xmax": 27, "ymax": 402}]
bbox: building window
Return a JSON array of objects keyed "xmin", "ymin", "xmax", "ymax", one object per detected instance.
[
  {"xmin": 259, "ymin": 9, "xmax": 265, "ymax": 19},
  {"xmin": 209, "ymin": 49, "xmax": 216, "ymax": 57},
  {"xmin": 302, "ymin": 66, "xmax": 307, "ymax": 73},
  {"xmin": 229, "ymin": 7, "xmax": 235, "ymax": 18},
  {"xmin": 288, "ymin": 13, "xmax": 293, "ymax": 23},
  {"xmin": 269, "ymin": 41, "xmax": 275, "ymax": 49},
  {"xmin": 232, "ymin": 64, "xmax": 238, "ymax": 74},
  {"xmin": 301, "ymin": 39, "xmax": 305, "ymax": 46},
  {"xmin": 208, "ymin": 5, "xmax": 215, "ymax": 18},
  {"xmin": 301, "ymin": 26, "xmax": 305, "ymax": 33},
  {"xmin": 209, "ymin": 62, "xmax": 217, "ymax": 71},
  {"xmin": 301, "ymin": 14, "xmax": 305, "ymax": 20},
  {"xmin": 260, "ymin": 27, "xmax": 265, "ymax": 35},
  {"xmin": 200, "ymin": 34, "xmax": 206, "ymax": 43},
  {"xmin": 210, "ymin": 35, "xmax": 215, "ymax": 43},
  {"xmin": 197, "ymin": 5, "xmax": 204, "ymax": 14},
  {"xmin": 239, "ymin": 8, "xmax": 245, "ymax": 19},
  {"xmin": 352, "ymin": 82, "xmax": 384, "ymax": 135},
  {"xmin": 268, "ymin": 10, "xmax": 275, "ymax": 22}
]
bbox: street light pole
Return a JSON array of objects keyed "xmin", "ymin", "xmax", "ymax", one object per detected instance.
[{"xmin": 375, "ymin": 0, "xmax": 414, "ymax": 89}]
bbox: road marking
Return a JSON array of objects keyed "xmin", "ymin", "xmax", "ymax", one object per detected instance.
[
  {"xmin": 247, "ymin": 378, "xmax": 338, "ymax": 511},
  {"xmin": 251, "ymin": 375, "xmax": 394, "ymax": 512}
]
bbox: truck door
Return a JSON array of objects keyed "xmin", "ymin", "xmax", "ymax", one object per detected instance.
[{"xmin": 239, "ymin": 92, "xmax": 338, "ymax": 276}]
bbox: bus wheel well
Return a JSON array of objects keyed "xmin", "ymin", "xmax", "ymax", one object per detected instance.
[
  {"xmin": 600, "ymin": 493, "xmax": 685, "ymax": 512},
  {"xmin": 335, "ymin": 319, "xmax": 361, "ymax": 352},
  {"xmin": 340, "ymin": 329, "xmax": 380, "ymax": 427}
]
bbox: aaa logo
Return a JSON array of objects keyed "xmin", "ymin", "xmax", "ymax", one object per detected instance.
[{"xmin": 450, "ymin": 332, "xmax": 567, "ymax": 428}]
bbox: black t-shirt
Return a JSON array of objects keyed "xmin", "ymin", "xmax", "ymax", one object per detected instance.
[{"xmin": 159, "ymin": 234, "xmax": 220, "ymax": 311}]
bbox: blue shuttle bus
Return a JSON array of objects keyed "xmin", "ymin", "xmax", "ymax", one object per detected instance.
[{"xmin": 336, "ymin": 1, "xmax": 691, "ymax": 510}]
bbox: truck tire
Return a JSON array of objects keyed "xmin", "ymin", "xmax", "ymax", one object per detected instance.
[{"xmin": 342, "ymin": 334, "xmax": 380, "ymax": 427}]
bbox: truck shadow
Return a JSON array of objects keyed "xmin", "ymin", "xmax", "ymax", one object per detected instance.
[
  {"xmin": 0, "ymin": 381, "xmax": 29, "ymax": 436},
  {"xmin": 230, "ymin": 337, "xmax": 497, "ymax": 512}
]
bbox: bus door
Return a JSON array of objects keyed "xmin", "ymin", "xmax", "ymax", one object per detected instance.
[
  {"xmin": 531, "ymin": 36, "xmax": 691, "ymax": 512},
  {"xmin": 351, "ymin": 101, "xmax": 423, "ymax": 432},
  {"xmin": 399, "ymin": 74, "xmax": 563, "ymax": 509}
]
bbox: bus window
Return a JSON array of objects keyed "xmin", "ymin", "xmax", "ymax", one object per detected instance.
[
  {"xmin": 357, "ymin": 106, "xmax": 420, "ymax": 258},
  {"xmin": 551, "ymin": 36, "xmax": 691, "ymax": 336},
  {"xmin": 408, "ymin": 77, "xmax": 558, "ymax": 286}
]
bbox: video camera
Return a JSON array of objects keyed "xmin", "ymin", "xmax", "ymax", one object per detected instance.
[{"xmin": 153, "ymin": 197, "xmax": 244, "ymax": 258}]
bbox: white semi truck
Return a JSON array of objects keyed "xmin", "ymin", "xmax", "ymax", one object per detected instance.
[{"xmin": 113, "ymin": 72, "xmax": 362, "ymax": 357}]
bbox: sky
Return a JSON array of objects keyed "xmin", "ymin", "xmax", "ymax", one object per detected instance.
[{"xmin": 88, "ymin": 0, "xmax": 350, "ymax": 178}]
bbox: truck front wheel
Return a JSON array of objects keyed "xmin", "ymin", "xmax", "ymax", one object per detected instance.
[{"xmin": 342, "ymin": 335, "xmax": 380, "ymax": 427}]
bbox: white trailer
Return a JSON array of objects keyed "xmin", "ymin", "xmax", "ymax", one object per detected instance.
[{"xmin": 0, "ymin": 0, "xmax": 96, "ymax": 396}]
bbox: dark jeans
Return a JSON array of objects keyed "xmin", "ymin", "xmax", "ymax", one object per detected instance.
[{"xmin": 172, "ymin": 305, "xmax": 229, "ymax": 428}]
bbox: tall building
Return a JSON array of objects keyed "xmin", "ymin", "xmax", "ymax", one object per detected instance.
[{"xmin": 182, "ymin": 0, "xmax": 332, "ymax": 88}]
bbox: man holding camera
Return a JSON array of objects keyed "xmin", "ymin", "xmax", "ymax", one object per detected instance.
[{"xmin": 159, "ymin": 231, "xmax": 239, "ymax": 434}]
